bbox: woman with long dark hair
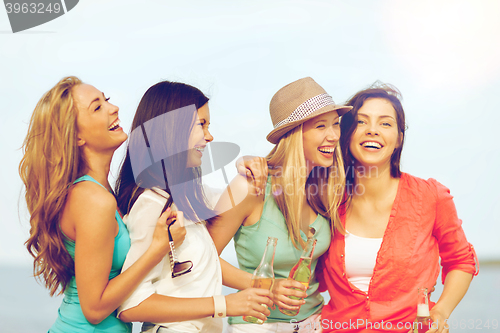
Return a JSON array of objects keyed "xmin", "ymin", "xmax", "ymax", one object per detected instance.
[
  {"xmin": 115, "ymin": 81, "xmax": 272, "ymax": 333},
  {"xmin": 317, "ymin": 83, "xmax": 478, "ymax": 333}
]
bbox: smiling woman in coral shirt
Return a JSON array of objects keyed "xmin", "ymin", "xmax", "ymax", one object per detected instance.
[{"xmin": 316, "ymin": 83, "xmax": 478, "ymax": 333}]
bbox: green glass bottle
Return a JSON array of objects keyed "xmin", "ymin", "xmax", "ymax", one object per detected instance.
[{"xmin": 279, "ymin": 237, "xmax": 317, "ymax": 316}]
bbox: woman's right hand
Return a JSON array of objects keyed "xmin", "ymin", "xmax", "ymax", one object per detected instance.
[
  {"xmin": 225, "ymin": 288, "xmax": 273, "ymax": 321},
  {"xmin": 167, "ymin": 210, "xmax": 186, "ymax": 248},
  {"xmin": 270, "ymin": 278, "xmax": 307, "ymax": 311},
  {"xmin": 151, "ymin": 208, "xmax": 186, "ymax": 257}
]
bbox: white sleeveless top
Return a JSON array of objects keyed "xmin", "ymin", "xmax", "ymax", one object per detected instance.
[{"xmin": 344, "ymin": 230, "xmax": 383, "ymax": 293}]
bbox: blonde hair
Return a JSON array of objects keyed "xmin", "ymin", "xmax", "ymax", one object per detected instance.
[
  {"xmin": 19, "ymin": 76, "xmax": 85, "ymax": 296},
  {"xmin": 266, "ymin": 125, "xmax": 345, "ymax": 249}
]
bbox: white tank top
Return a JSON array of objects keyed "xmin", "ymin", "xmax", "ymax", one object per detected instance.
[{"xmin": 344, "ymin": 230, "xmax": 383, "ymax": 293}]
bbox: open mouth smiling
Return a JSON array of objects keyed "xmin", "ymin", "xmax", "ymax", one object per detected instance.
[
  {"xmin": 194, "ymin": 146, "xmax": 205, "ymax": 154},
  {"xmin": 108, "ymin": 119, "xmax": 121, "ymax": 131},
  {"xmin": 361, "ymin": 141, "xmax": 383, "ymax": 149},
  {"xmin": 318, "ymin": 146, "xmax": 335, "ymax": 154}
]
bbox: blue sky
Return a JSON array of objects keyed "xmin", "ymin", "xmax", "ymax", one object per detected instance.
[{"xmin": 1, "ymin": 0, "xmax": 499, "ymax": 267}]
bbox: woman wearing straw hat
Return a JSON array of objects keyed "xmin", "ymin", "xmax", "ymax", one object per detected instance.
[{"xmin": 208, "ymin": 77, "xmax": 351, "ymax": 332}]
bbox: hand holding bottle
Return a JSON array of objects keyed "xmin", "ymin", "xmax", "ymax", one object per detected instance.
[
  {"xmin": 270, "ymin": 278, "xmax": 307, "ymax": 310},
  {"xmin": 413, "ymin": 287, "xmax": 439, "ymax": 333},
  {"xmin": 278, "ymin": 237, "xmax": 317, "ymax": 316},
  {"xmin": 426, "ymin": 305, "xmax": 449, "ymax": 333},
  {"xmin": 225, "ymin": 288, "xmax": 273, "ymax": 322}
]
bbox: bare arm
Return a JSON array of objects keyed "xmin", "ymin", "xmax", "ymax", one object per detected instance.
[
  {"xmin": 208, "ymin": 174, "xmax": 264, "ymax": 255},
  {"xmin": 220, "ymin": 257, "xmax": 252, "ymax": 290},
  {"xmin": 119, "ymin": 239, "xmax": 272, "ymax": 323},
  {"xmin": 119, "ymin": 288, "xmax": 272, "ymax": 323},
  {"xmin": 68, "ymin": 183, "xmax": 171, "ymax": 325},
  {"xmin": 428, "ymin": 270, "xmax": 473, "ymax": 333}
]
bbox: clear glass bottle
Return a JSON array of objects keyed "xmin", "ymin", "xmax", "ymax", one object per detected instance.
[
  {"xmin": 243, "ymin": 236, "xmax": 278, "ymax": 324},
  {"xmin": 413, "ymin": 287, "xmax": 432, "ymax": 333},
  {"xmin": 279, "ymin": 237, "xmax": 317, "ymax": 316}
]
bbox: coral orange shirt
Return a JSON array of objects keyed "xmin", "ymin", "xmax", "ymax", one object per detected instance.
[{"xmin": 317, "ymin": 173, "xmax": 478, "ymax": 332}]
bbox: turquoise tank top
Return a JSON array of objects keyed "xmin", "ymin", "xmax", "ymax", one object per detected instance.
[
  {"xmin": 229, "ymin": 177, "xmax": 332, "ymax": 325},
  {"xmin": 50, "ymin": 175, "xmax": 132, "ymax": 333}
]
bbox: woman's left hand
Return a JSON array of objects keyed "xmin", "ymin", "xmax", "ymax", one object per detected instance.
[
  {"xmin": 270, "ymin": 278, "xmax": 307, "ymax": 311},
  {"xmin": 425, "ymin": 307, "xmax": 449, "ymax": 333}
]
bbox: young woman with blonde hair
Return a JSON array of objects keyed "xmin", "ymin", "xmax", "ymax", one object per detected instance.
[
  {"xmin": 19, "ymin": 76, "xmax": 179, "ymax": 332},
  {"xmin": 208, "ymin": 77, "xmax": 351, "ymax": 332}
]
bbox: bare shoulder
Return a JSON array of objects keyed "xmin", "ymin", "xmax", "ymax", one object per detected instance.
[
  {"xmin": 218, "ymin": 174, "xmax": 264, "ymax": 221},
  {"xmin": 66, "ymin": 181, "xmax": 117, "ymax": 225},
  {"xmin": 228, "ymin": 173, "xmax": 264, "ymax": 204},
  {"xmin": 229, "ymin": 173, "xmax": 254, "ymax": 192},
  {"xmin": 68, "ymin": 181, "xmax": 116, "ymax": 209}
]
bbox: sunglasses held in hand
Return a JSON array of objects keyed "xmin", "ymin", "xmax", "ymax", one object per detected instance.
[{"xmin": 167, "ymin": 220, "xmax": 193, "ymax": 278}]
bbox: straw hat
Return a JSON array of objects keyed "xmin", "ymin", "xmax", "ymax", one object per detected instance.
[{"xmin": 266, "ymin": 77, "xmax": 352, "ymax": 144}]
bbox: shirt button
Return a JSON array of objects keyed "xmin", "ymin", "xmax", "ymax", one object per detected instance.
[
  {"xmin": 341, "ymin": 254, "xmax": 344, "ymax": 258},
  {"xmin": 366, "ymin": 296, "xmax": 370, "ymax": 300}
]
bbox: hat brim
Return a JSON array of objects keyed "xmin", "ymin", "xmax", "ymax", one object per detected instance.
[{"xmin": 266, "ymin": 105, "xmax": 353, "ymax": 144}]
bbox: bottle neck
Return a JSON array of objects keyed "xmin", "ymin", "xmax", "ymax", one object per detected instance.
[
  {"xmin": 416, "ymin": 288, "xmax": 430, "ymax": 317},
  {"xmin": 261, "ymin": 240, "xmax": 276, "ymax": 266},
  {"xmin": 301, "ymin": 238, "xmax": 317, "ymax": 260}
]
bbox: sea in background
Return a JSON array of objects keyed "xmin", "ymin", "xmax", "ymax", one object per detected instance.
[{"xmin": 1, "ymin": 263, "xmax": 498, "ymax": 333}]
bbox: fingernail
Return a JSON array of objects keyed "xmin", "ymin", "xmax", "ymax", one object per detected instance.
[{"xmin": 166, "ymin": 207, "xmax": 171, "ymax": 212}]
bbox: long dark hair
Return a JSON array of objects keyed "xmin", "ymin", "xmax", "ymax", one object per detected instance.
[
  {"xmin": 115, "ymin": 81, "xmax": 213, "ymax": 221},
  {"xmin": 340, "ymin": 82, "xmax": 406, "ymax": 198}
]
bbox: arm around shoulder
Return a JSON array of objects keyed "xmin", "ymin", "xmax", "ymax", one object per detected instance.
[{"xmin": 208, "ymin": 174, "xmax": 264, "ymax": 255}]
